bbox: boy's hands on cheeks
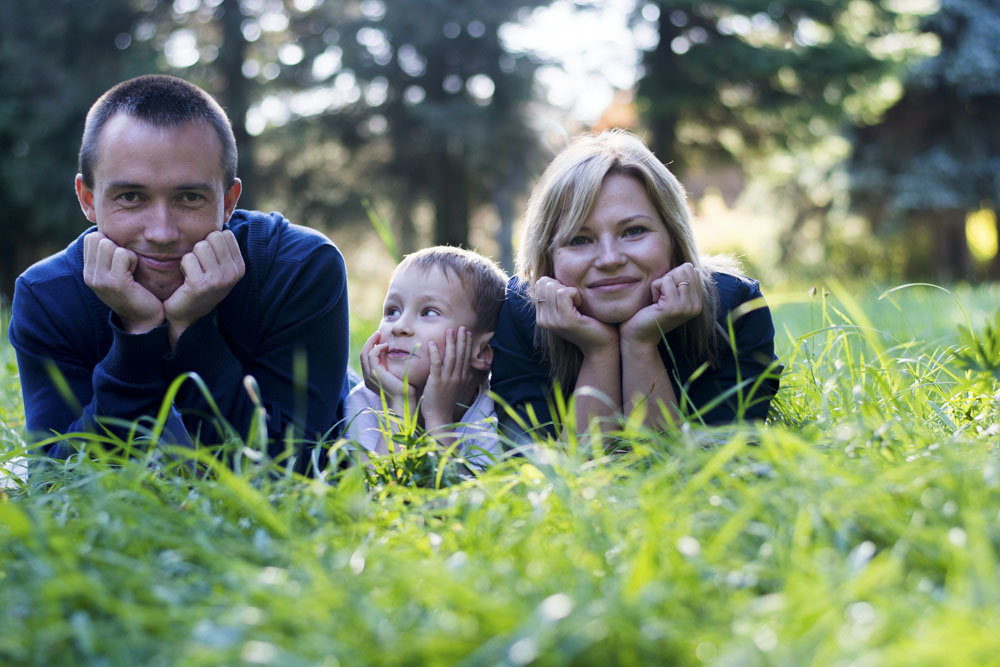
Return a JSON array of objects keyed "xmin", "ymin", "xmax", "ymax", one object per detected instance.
[
  {"xmin": 534, "ymin": 276, "xmax": 619, "ymax": 356},
  {"xmin": 164, "ymin": 229, "xmax": 245, "ymax": 346},
  {"xmin": 83, "ymin": 231, "xmax": 164, "ymax": 334},
  {"xmin": 620, "ymin": 262, "xmax": 702, "ymax": 347},
  {"xmin": 421, "ymin": 326, "xmax": 473, "ymax": 429},
  {"xmin": 360, "ymin": 331, "xmax": 417, "ymax": 416}
]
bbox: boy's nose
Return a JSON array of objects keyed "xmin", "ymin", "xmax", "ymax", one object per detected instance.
[{"xmin": 391, "ymin": 317, "xmax": 413, "ymax": 336}]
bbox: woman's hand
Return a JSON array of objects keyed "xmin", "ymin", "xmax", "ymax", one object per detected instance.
[
  {"xmin": 359, "ymin": 330, "xmax": 417, "ymax": 416},
  {"xmin": 421, "ymin": 327, "xmax": 473, "ymax": 429},
  {"xmin": 534, "ymin": 276, "xmax": 619, "ymax": 355},
  {"xmin": 620, "ymin": 263, "xmax": 703, "ymax": 347}
]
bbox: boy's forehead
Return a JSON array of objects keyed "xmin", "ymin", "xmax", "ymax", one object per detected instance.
[{"xmin": 391, "ymin": 263, "xmax": 463, "ymax": 291}]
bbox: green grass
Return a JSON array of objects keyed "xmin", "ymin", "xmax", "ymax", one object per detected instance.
[{"xmin": 2, "ymin": 282, "xmax": 1000, "ymax": 665}]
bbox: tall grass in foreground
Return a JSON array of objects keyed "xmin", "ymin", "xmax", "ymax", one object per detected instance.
[{"xmin": 2, "ymin": 284, "xmax": 1000, "ymax": 665}]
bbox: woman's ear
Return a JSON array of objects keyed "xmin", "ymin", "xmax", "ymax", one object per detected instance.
[{"xmin": 470, "ymin": 331, "xmax": 495, "ymax": 372}]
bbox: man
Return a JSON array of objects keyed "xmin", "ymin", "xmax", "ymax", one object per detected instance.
[{"xmin": 8, "ymin": 75, "xmax": 349, "ymax": 471}]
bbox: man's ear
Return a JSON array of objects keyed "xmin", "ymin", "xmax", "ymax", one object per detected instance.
[
  {"xmin": 223, "ymin": 178, "xmax": 242, "ymax": 222},
  {"xmin": 75, "ymin": 174, "xmax": 97, "ymax": 223},
  {"xmin": 470, "ymin": 331, "xmax": 495, "ymax": 372}
]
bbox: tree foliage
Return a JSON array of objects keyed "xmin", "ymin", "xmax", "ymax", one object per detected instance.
[
  {"xmin": 850, "ymin": 0, "xmax": 1000, "ymax": 280},
  {"xmin": 0, "ymin": 0, "xmax": 164, "ymax": 300},
  {"xmin": 256, "ymin": 0, "xmax": 547, "ymax": 262},
  {"xmin": 634, "ymin": 0, "xmax": 909, "ymax": 168}
]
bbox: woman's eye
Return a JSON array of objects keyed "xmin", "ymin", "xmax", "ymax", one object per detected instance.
[
  {"xmin": 567, "ymin": 235, "xmax": 590, "ymax": 246},
  {"xmin": 623, "ymin": 225, "xmax": 647, "ymax": 237}
]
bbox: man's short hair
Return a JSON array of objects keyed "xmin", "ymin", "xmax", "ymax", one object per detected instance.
[
  {"xmin": 394, "ymin": 246, "xmax": 508, "ymax": 333},
  {"xmin": 79, "ymin": 74, "xmax": 238, "ymax": 189}
]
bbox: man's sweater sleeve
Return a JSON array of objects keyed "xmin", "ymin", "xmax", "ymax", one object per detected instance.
[
  {"xmin": 166, "ymin": 240, "xmax": 349, "ymax": 453},
  {"xmin": 9, "ymin": 275, "xmax": 189, "ymax": 456}
]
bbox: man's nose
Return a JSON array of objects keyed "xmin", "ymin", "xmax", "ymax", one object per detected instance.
[{"xmin": 143, "ymin": 201, "xmax": 181, "ymax": 245}]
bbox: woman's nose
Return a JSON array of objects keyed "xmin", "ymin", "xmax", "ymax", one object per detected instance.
[{"xmin": 594, "ymin": 236, "xmax": 625, "ymax": 268}]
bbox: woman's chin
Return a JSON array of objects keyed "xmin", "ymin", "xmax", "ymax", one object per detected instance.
[{"xmin": 581, "ymin": 305, "xmax": 637, "ymax": 325}]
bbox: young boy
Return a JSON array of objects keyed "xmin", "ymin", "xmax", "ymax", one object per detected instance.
[{"xmin": 343, "ymin": 246, "xmax": 508, "ymax": 468}]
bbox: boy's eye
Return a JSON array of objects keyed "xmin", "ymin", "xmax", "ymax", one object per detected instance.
[
  {"xmin": 384, "ymin": 306, "xmax": 400, "ymax": 318},
  {"xmin": 421, "ymin": 307, "xmax": 440, "ymax": 317}
]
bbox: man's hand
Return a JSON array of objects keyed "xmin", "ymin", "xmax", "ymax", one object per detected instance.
[
  {"xmin": 421, "ymin": 327, "xmax": 474, "ymax": 429},
  {"xmin": 359, "ymin": 330, "xmax": 417, "ymax": 417},
  {"xmin": 83, "ymin": 232, "xmax": 164, "ymax": 334},
  {"xmin": 163, "ymin": 230, "xmax": 245, "ymax": 346},
  {"xmin": 534, "ymin": 276, "xmax": 619, "ymax": 356},
  {"xmin": 620, "ymin": 262, "xmax": 702, "ymax": 347}
]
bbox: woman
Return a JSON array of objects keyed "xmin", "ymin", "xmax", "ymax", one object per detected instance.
[{"xmin": 491, "ymin": 130, "xmax": 779, "ymax": 437}]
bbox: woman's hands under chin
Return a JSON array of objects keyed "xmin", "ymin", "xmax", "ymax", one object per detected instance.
[
  {"xmin": 534, "ymin": 276, "xmax": 619, "ymax": 355},
  {"xmin": 620, "ymin": 262, "xmax": 703, "ymax": 347}
]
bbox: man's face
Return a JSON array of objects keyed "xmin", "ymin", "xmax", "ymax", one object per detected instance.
[{"xmin": 75, "ymin": 114, "xmax": 241, "ymax": 300}]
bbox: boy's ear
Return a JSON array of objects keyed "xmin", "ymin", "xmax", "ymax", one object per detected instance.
[{"xmin": 470, "ymin": 331, "xmax": 495, "ymax": 372}]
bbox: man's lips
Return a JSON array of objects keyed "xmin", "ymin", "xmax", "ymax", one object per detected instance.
[{"xmin": 137, "ymin": 253, "xmax": 182, "ymax": 271}]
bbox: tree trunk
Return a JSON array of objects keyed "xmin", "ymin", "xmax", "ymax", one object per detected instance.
[
  {"xmin": 218, "ymin": 0, "xmax": 254, "ymax": 211},
  {"xmin": 433, "ymin": 139, "xmax": 469, "ymax": 247},
  {"xmin": 495, "ymin": 185, "xmax": 516, "ymax": 275}
]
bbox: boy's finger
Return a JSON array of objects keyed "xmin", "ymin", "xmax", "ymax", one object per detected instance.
[{"xmin": 428, "ymin": 340, "xmax": 442, "ymax": 372}]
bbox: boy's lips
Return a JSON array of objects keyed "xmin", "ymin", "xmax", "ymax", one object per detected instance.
[{"xmin": 386, "ymin": 348, "xmax": 413, "ymax": 359}]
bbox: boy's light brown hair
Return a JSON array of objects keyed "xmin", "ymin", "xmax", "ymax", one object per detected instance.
[{"xmin": 394, "ymin": 246, "xmax": 508, "ymax": 333}]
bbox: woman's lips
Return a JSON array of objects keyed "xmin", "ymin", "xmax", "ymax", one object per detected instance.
[{"xmin": 587, "ymin": 278, "xmax": 639, "ymax": 292}]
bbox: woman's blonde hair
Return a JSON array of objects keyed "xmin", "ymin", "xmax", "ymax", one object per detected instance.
[{"xmin": 516, "ymin": 129, "xmax": 731, "ymax": 391}]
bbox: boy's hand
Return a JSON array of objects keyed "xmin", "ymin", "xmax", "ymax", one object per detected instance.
[
  {"xmin": 421, "ymin": 327, "xmax": 473, "ymax": 430},
  {"xmin": 360, "ymin": 330, "xmax": 416, "ymax": 415}
]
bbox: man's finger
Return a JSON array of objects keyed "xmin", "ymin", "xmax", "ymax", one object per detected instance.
[{"xmin": 180, "ymin": 252, "xmax": 204, "ymax": 280}]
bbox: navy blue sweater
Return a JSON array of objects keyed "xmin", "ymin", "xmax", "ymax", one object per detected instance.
[
  {"xmin": 9, "ymin": 210, "xmax": 349, "ymax": 462},
  {"xmin": 490, "ymin": 273, "xmax": 780, "ymax": 436}
]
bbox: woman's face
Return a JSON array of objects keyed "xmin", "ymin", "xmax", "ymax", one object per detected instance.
[{"xmin": 552, "ymin": 174, "xmax": 674, "ymax": 324}]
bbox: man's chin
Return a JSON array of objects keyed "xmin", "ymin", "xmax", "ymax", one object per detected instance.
[{"xmin": 138, "ymin": 277, "xmax": 182, "ymax": 302}]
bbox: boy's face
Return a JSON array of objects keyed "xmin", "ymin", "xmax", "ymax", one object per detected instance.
[{"xmin": 377, "ymin": 264, "xmax": 481, "ymax": 389}]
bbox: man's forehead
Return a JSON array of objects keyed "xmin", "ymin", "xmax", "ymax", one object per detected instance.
[{"xmin": 92, "ymin": 114, "xmax": 226, "ymax": 180}]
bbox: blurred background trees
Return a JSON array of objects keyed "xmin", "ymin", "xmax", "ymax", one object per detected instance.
[{"xmin": 2, "ymin": 0, "xmax": 999, "ymax": 302}]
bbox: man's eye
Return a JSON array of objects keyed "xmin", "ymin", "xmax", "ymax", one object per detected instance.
[
  {"xmin": 181, "ymin": 192, "xmax": 203, "ymax": 203},
  {"xmin": 117, "ymin": 192, "xmax": 140, "ymax": 203}
]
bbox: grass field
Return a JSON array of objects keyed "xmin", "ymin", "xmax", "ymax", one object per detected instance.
[{"xmin": 2, "ymin": 281, "xmax": 1000, "ymax": 665}]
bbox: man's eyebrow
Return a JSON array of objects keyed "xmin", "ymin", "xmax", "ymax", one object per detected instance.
[
  {"xmin": 104, "ymin": 181, "xmax": 215, "ymax": 191},
  {"xmin": 106, "ymin": 180, "xmax": 147, "ymax": 190}
]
